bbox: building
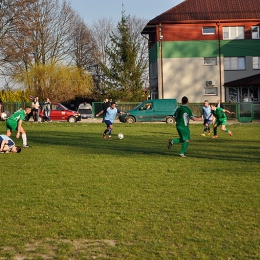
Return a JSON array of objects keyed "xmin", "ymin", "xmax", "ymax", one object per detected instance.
[{"xmin": 141, "ymin": 0, "xmax": 260, "ymax": 103}]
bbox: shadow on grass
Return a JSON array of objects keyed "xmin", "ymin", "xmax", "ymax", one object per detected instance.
[{"xmin": 28, "ymin": 129, "xmax": 260, "ymax": 163}]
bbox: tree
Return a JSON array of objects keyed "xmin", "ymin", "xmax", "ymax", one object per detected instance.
[
  {"xmin": 70, "ymin": 14, "xmax": 100, "ymax": 70},
  {"xmin": 100, "ymin": 12, "xmax": 148, "ymax": 101},
  {"xmin": 17, "ymin": 63, "xmax": 94, "ymax": 102}
]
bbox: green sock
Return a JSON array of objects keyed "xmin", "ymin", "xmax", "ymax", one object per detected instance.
[
  {"xmin": 225, "ymin": 128, "xmax": 229, "ymax": 132},
  {"xmin": 173, "ymin": 138, "xmax": 181, "ymax": 144},
  {"xmin": 180, "ymin": 141, "xmax": 189, "ymax": 154}
]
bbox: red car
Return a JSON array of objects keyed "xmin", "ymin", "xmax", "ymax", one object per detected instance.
[{"xmin": 38, "ymin": 102, "xmax": 81, "ymax": 123}]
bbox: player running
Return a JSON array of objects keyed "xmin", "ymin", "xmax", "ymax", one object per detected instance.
[
  {"xmin": 96, "ymin": 102, "xmax": 123, "ymax": 140},
  {"xmin": 200, "ymin": 100, "xmax": 213, "ymax": 136},
  {"xmin": 210, "ymin": 103, "xmax": 235, "ymax": 138},
  {"xmin": 167, "ymin": 96, "xmax": 202, "ymax": 157}
]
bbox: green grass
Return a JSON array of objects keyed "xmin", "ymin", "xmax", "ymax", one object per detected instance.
[{"xmin": 0, "ymin": 121, "xmax": 259, "ymax": 259}]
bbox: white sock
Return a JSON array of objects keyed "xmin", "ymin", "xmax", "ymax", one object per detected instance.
[{"xmin": 22, "ymin": 133, "xmax": 27, "ymax": 146}]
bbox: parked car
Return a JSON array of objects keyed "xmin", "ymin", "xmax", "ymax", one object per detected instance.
[
  {"xmin": 119, "ymin": 99, "xmax": 178, "ymax": 124},
  {"xmin": 38, "ymin": 102, "xmax": 81, "ymax": 123},
  {"xmin": 77, "ymin": 102, "xmax": 92, "ymax": 119}
]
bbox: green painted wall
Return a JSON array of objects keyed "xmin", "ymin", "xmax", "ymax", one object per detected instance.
[{"xmin": 152, "ymin": 40, "xmax": 260, "ymax": 59}]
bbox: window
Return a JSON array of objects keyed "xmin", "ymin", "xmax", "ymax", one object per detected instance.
[
  {"xmin": 202, "ymin": 27, "xmax": 216, "ymax": 35},
  {"xmin": 224, "ymin": 57, "xmax": 245, "ymax": 70},
  {"xmin": 253, "ymin": 57, "xmax": 260, "ymax": 69},
  {"xmin": 223, "ymin": 26, "xmax": 244, "ymax": 39},
  {"xmin": 204, "ymin": 57, "xmax": 217, "ymax": 65},
  {"xmin": 228, "ymin": 87, "xmax": 259, "ymax": 102},
  {"xmin": 252, "ymin": 26, "xmax": 260, "ymax": 39}
]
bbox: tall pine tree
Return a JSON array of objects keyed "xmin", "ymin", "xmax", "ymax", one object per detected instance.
[{"xmin": 100, "ymin": 12, "xmax": 147, "ymax": 101}]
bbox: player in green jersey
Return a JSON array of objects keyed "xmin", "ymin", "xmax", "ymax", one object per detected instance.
[
  {"xmin": 167, "ymin": 96, "xmax": 202, "ymax": 157},
  {"xmin": 210, "ymin": 103, "xmax": 235, "ymax": 139},
  {"xmin": 6, "ymin": 106, "xmax": 31, "ymax": 148}
]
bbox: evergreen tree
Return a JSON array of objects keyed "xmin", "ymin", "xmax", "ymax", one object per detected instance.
[{"xmin": 100, "ymin": 12, "xmax": 147, "ymax": 101}]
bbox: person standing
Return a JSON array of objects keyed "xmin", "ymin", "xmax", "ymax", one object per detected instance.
[
  {"xmin": 102, "ymin": 98, "xmax": 111, "ymax": 122},
  {"xmin": 210, "ymin": 103, "xmax": 234, "ymax": 139},
  {"xmin": 0, "ymin": 99, "xmax": 4, "ymax": 120},
  {"xmin": 32, "ymin": 96, "xmax": 40, "ymax": 122},
  {"xmin": 6, "ymin": 106, "xmax": 31, "ymax": 148},
  {"xmin": 0, "ymin": 134, "xmax": 21, "ymax": 153},
  {"xmin": 96, "ymin": 102, "xmax": 123, "ymax": 140},
  {"xmin": 167, "ymin": 96, "xmax": 202, "ymax": 157},
  {"xmin": 44, "ymin": 98, "xmax": 52, "ymax": 122},
  {"xmin": 200, "ymin": 100, "xmax": 213, "ymax": 136}
]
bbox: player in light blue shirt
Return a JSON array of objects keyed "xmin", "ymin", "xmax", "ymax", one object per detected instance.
[
  {"xmin": 200, "ymin": 100, "xmax": 213, "ymax": 136},
  {"xmin": 96, "ymin": 102, "xmax": 123, "ymax": 140},
  {"xmin": 0, "ymin": 134, "xmax": 21, "ymax": 153}
]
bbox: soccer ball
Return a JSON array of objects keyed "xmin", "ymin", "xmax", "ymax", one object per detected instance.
[{"xmin": 118, "ymin": 133, "xmax": 124, "ymax": 139}]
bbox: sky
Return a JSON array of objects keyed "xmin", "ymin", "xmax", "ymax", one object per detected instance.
[{"xmin": 69, "ymin": 0, "xmax": 183, "ymax": 25}]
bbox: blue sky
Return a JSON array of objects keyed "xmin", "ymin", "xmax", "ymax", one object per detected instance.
[{"xmin": 69, "ymin": 0, "xmax": 183, "ymax": 25}]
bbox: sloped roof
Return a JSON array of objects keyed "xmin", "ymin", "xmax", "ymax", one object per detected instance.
[
  {"xmin": 149, "ymin": 0, "xmax": 260, "ymax": 24},
  {"xmin": 224, "ymin": 73, "xmax": 260, "ymax": 86}
]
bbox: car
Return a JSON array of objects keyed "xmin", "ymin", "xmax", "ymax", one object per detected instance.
[
  {"xmin": 38, "ymin": 102, "xmax": 81, "ymax": 123},
  {"xmin": 77, "ymin": 102, "xmax": 92, "ymax": 119},
  {"xmin": 119, "ymin": 99, "xmax": 178, "ymax": 124}
]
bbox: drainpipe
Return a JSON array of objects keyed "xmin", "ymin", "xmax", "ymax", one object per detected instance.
[
  {"xmin": 159, "ymin": 24, "xmax": 164, "ymax": 99},
  {"xmin": 217, "ymin": 21, "xmax": 222, "ymax": 101}
]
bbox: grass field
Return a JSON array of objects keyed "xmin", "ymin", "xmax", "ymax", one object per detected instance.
[{"xmin": 0, "ymin": 121, "xmax": 259, "ymax": 259}]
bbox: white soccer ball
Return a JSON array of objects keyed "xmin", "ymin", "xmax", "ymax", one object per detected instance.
[{"xmin": 118, "ymin": 133, "xmax": 124, "ymax": 139}]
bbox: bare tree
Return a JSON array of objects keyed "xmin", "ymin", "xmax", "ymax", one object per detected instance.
[
  {"xmin": 70, "ymin": 14, "xmax": 100, "ymax": 69},
  {"xmin": 91, "ymin": 18, "xmax": 115, "ymax": 66}
]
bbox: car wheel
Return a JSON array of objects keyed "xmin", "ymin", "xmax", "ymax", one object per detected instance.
[
  {"xmin": 68, "ymin": 116, "xmax": 76, "ymax": 123},
  {"xmin": 166, "ymin": 116, "xmax": 175, "ymax": 124},
  {"xmin": 126, "ymin": 116, "xmax": 135, "ymax": 123}
]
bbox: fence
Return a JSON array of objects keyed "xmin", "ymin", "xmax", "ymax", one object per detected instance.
[{"xmin": 2, "ymin": 102, "xmax": 260, "ymax": 121}]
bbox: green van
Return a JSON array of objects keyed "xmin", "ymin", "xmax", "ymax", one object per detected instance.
[{"xmin": 119, "ymin": 99, "xmax": 178, "ymax": 123}]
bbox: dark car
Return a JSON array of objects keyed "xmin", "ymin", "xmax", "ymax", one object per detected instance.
[{"xmin": 38, "ymin": 102, "xmax": 81, "ymax": 123}]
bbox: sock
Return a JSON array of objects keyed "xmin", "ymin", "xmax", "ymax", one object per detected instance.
[
  {"xmin": 203, "ymin": 127, "xmax": 207, "ymax": 133},
  {"xmin": 104, "ymin": 129, "xmax": 108, "ymax": 134},
  {"xmin": 214, "ymin": 128, "xmax": 217, "ymax": 136},
  {"xmin": 225, "ymin": 128, "xmax": 229, "ymax": 132},
  {"xmin": 22, "ymin": 133, "xmax": 27, "ymax": 146},
  {"xmin": 208, "ymin": 127, "xmax": 210, "ymax": 132},
  {"xmin": 108, "ymin": 129, "xmax": 112, "ymax": 136},
  {"xmin": 172, "ymin": 138, "xmax": 181, "ymax": 144},
  {"xmin": 180, "ymin": 141, "xmax": 189, "ymax": 154}
]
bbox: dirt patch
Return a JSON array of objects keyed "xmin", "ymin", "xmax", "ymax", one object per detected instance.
[{"xmin": 1, "ymin": 239, "xmax": 117, "ymax": 259}]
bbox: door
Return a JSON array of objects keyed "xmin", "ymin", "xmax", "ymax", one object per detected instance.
[{"xmin": 136, "ymin": 101, "xmax": 154, "ymax": 122}]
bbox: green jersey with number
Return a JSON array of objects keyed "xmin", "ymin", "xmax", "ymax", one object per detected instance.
[
  {"xmin": 173, "ymin": 105, "xmax": 194, "ymax": 127},
  {"xmin": 8, "ymin": 110, "xmax": 26, "ymax": 123}
]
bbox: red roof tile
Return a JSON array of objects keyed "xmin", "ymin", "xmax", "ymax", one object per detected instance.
[{"xmin": 149, "ymin": 0, "xmax": 260, "ymax": 24}]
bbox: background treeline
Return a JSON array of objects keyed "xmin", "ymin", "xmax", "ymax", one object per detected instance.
[{"xmin": 0, "ymin": 0, "xmax": 149, "ymax": 103}]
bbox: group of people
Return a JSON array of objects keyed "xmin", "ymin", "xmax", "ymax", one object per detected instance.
[
  {"xmin": 0, "ymin": 97, "xmax": 52, "ymax": 154},
  {"xmin": 167, "ymin": 97, "xmax": 235, "ymax": 157},
  {"xmin": 26, "ymin": 97, "xmax": 52, "ymax": 122}
]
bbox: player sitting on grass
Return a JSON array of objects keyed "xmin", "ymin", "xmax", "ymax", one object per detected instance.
[{"xmin": 210, "ymin": 103, "xmax": 235, "ymax": 139}]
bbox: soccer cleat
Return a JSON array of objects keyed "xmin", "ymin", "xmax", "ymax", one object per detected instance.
[
  {"xmin": 200, "ymin": 133, "xmax": 206, "ymax": 137},
  {"xmin": 179, "ymin": 154, "xmax": 186, "ymax": 158},
  {"xmin": 228, "ymin": 131, "xmax": 233, "ymax": 136},
  {"xmin": 167, "ymin": 139, "xmax": 173, "ymax": 150},
  {"xmin": 23, "ymin": 144, "xmax": 30, "ymax": 148},
  {"xmin": 208, "ymin": 130, "xmax": 212, "ymax": 135},
  {"xmin": 212, "ymin": 135, "xmax": 218, "ymax": 139},
  {"xmin": 102, "ymin": 133, "xmax": 106, "ymax": 139},
  {"xmin": 108, "ymin": 136, "xmax": 112, "ymax": 140}
]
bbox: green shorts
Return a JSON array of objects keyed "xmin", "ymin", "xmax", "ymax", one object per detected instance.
[
  {"xmin": 215, "ymin": 118, "xmax": 227, "ymax": 126},
  {"xmin": 6, "ymin": 120, "xmax": 18, "ymax": 131},
  {"xmin": 176, "ymin": 125, "xmax": 190, "ymax": 142}
]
